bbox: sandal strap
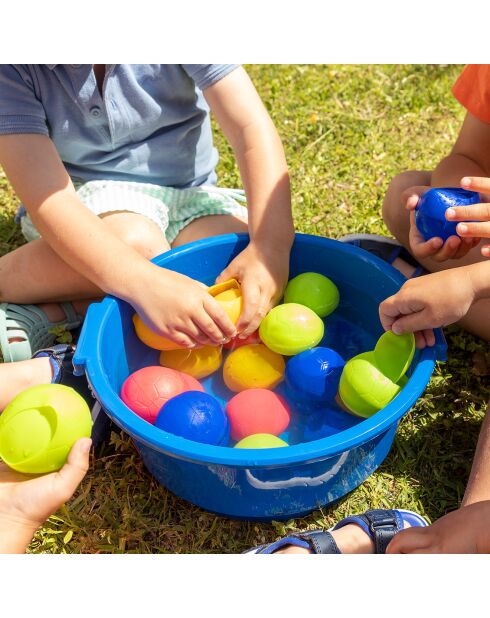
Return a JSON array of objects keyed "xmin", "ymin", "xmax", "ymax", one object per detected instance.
[
  {"xmin": 294, "ymin": 530, "xmax": 341, "ymax": 554},
  {"xmin": 0, "ymin": 302, "xmax": 83, "ymax": 362},
  {"xmin": 250, "ymin": 529, "xmax": 341, "ymax": 554},
  {"xmin": 334, "ymin": 509, "xmax": 402, "ymax": 554}
]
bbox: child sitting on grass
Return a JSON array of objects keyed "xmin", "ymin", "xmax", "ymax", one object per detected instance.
[
  {"xmin": 252, "ymin": 64, "xmax": 490, "ymax": 554},
  {"xmin": 0, "ymin": 64, "xmax": 294, "ymax": 362}
]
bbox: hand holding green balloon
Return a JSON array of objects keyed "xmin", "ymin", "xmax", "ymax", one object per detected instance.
[{"xmin": 0, "ymin": 384, "xmax": 93, "ymax": 474}]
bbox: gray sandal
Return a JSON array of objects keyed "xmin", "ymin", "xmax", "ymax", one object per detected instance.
[{"xmin": 0, "ymin": 302, "xmax": 83, "ymax": 362}]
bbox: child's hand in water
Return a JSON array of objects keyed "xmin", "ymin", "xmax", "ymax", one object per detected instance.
[
  {"xmin": 131, "ymin": 265, "xmax": 237, "ymax": 348},
  {"xmin": 215, "ymin": 242, "xmax": 290, "ymax": 338},
  {"xmin": 404, "ymin": 184, "xmax": 480, "ymax": 262},
  {"xmin": 0, "ymin": 438, "xmax": 91, "ymax": 553}
]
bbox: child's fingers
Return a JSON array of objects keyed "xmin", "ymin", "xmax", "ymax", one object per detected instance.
[
  {"xmin": 453, "ymin": 237, "xmax": 478, "ymax": 260},
  {"xmin": 461, "ymin": 176, "xmax": 490, "ymax": 193},
  {"xmin": 423, "ymin": 328, "xmax": 436, "ymax": 347},
  {"xmin": 202, "ymin": 296, "xmax": 236, "ymax": 340},
  {"xmin": 379, "ymin": 298, "xmax": 400, "ymax": 332},
  {"xmin": 386, "ymin": 527, "xmax": 433, "ymax": 554},
  {"xmin": 432, "ymin": 236, "xmax": 461, "ymax": 262},
  {"xmin": 447, "ymin": 203, "xmax": 490, "ymax": 222},
  {"xmin": 481, "ymin": 244, "xmax": 490, "ymax": 258},
  {"xmin": 412, "ymin": 236, "xmax": 444, "ymax": 259},
  {"xmin": 409, "ymin": 211, "xmax": 444, "ymax": 258},
  {"xmin": 456, "ymin": 221, "xmax": 490, "ymax": 239},
  {"xmin": 235, "ymin": 283, "xmax": 261, "ymax": 337},
  {"xmin": 401, "ymin": 185, "xmax": 429, "ymax": 210},
  {"xmin": 54, "ymin": 438, "xmax": 91, "ymax": 503},
  {"xmin": 239, "ymin": 302, "xmax": 268, "ymax": 339},
  {"xmin": 391, "ymin": 311, "xmax": 428, "ymax": 336},
  {"xmin": 414, "ymin": 331, "xmax": 427, "ymax": 349}
]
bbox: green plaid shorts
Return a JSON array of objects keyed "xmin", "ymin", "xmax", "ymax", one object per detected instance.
[{"xmin": 19, "ymin": 180, "xmax": 248, "ymax": 244}]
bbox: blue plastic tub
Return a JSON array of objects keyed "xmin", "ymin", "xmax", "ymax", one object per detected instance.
[{"xmin": 74, "ymin": 234, "xmax": 446, "ymax": 521}]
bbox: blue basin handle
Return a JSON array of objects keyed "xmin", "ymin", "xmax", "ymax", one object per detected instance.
[
  {"xmin": 244, "ymin": 451, "xmax": 349, "ymax": 489},
  {"xmin": 73, "ymin": 301, "xmax": 106, "ymax": 376}
]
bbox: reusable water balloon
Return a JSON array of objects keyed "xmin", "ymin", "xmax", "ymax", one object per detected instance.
[
  {"xmin": 415, "ymin": 187, "xmax": 479, "ymax": 242},
  {"xmin": 338, "ymin": 351, "xmax": 402, "ymax": 418},
  {"xmin": 259, "ymin": 303, "xmax": 324, "ymax": 356},
  {"xmin": 160, "ymin": 345, "xmax": 222, "ymax": 380},
  {"xmin": 0, "ymin": 384, "xmax": 93, "ymax": 474},
  {"xmin": 121, "ymin": 366, "xmax": 204, "ymax": 424},
  {"xmin": 234, "ymin": 434, "xmax": 288, "ymax": 449},
  {"xmin": 226, "ymin": 389, "xmax": 291, "ymax": 441},
  {"xmin": 223, "ymin": 344, "xmax": 285, "ymax": 392},
  {"xmin": 133, "ymin": 314, "xmax": 183, "ymax": 351},
  {"xmin": 155, "ymin": 391, "xmax": 229, "ymax": 446},
  {"xmin": 285, "ymin": 347, "xmax": 345, "ymax": 404},
  {"xmin": 208, "ymin": 279, "xmax": 243, "ymax": 325},
  {"xmin": 284, "ymin": 272, "xmax": 339, "ymax": 318},
  {"xmin": 374, "ymin": 331, "xmax": 415, "ymax": 383}
]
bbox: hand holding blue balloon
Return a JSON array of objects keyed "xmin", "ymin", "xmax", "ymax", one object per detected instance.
[{"xmin": 405, "ymin": 184, "xmax": 482, "ymax": 262}]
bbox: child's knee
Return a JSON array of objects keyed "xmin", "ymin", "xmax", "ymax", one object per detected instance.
[
  {"xmin": 382, "ymin": 170, "xmax": 430, "ymax": 235},
  {"xmin": 104, "ymin": 214, "xmax": 170, "ymax": 259}
]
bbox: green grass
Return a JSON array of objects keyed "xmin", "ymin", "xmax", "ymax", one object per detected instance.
[{"xmin": 1, "ymin": 64, "xmax": 489, "ymax": 553}]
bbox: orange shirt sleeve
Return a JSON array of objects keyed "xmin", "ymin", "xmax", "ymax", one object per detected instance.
[{"xmin": 452, "ymin": 64, "xmax": 490, "ymax": 124}]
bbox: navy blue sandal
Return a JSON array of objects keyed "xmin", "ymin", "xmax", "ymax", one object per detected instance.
[
  {"xmin": 245, "ymin": 508, "xmax": 428, "ymax": 554},
  {"xmin": 339, "ymin": 234, "xmax": 426, "ymax": 278},
  {"xmin": 33, "ymin": 344, "xmax": 113, "ymax": 447}
]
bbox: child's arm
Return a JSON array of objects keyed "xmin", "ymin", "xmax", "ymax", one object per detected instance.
[
  {"xmin": 0, "ymin": 438, "xmax": 90, "ymax": 553},
  {"xmin": 379, "ymin": 260, "xmax": 490, "ymax": 347},
  {"xmin": 203, "ymin": 67, "xmax": 294, "ymax": 337},
  {"xmin": 404, "ymin": 113, "xmax": 490, "ymax": 262},
  {"xmin": 0, "ymin": 135, "xmax": 236, "ymax": 347}
]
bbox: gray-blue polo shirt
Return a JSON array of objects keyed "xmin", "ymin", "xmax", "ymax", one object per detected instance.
[{"xmin": 0, "ymin": 64, "xmax": 239, "ymax": 187}]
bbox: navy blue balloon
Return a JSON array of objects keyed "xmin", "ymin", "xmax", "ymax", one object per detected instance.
[
  {"xmin": 155, "ymin": 391, "xmax": 229, "ymax": 446},
  {"xmin": 415, "ymin": 187, "xmax": 479, "ymax": 242},
  {"xmin": 285, "ymin": 347, "xmax": 345, "ymax": 404}
]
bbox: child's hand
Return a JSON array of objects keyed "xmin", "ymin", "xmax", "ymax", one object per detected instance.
[
  {"xmin": 216, "ymin": 242, "xmax": 289, "ymax": 338},
  {"xmin": 379, "ymin": 268, "xmax": 476, "ymax": 348},
  {"xmin": 0, "ymin": 438, "xmax": 91, "ymax": 553},
  {"xmin": 132, "ymin": 266, "xmax": 237, "ymax": 348},
  {"xmin": 446, "ymin": 176, "xmax": 490, "ymax": 258},
  {"xmin": 404, "ymin": 185, "xmax": 479, "ymax": 262},
  {"xmin": 387, "ymin": 501, "xmax": 490, "ymax": 554}
]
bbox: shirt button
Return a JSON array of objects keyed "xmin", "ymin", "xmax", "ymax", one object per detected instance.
[{"xmin": 90, "ymin": 106, "xmax": 101, "ymax": 118}]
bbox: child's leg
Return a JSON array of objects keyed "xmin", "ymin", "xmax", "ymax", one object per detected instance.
[
  {"xmin": 0, "ymin": 357, "xmax": 53, "ymax": 410},
  {"xmin": 0, "ymin": 212, "xmax": 170, "ymax": 304},
  {"xmin": 383, "ymin": 170, "xmax": 490, "ymax": 341},
  {"xmin": 462, "ymin": 402, "xmax": 490, "ymax": 506},
  {"xmin": 385, "ymin": 401, "xmax": 490, "ymax": 553},
  {"xmin": 171, "ymin": 214, "xmax": 248, "ymax": 248}
]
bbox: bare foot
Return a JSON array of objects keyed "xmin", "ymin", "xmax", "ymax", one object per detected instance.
[{"xmin": 387, "ymin": 501, "xmax": 490, "ymax": 554}]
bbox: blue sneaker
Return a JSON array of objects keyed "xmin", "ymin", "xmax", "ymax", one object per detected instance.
[{"xmin": 245, "ymin": 508, "xmax": 428, "ymax": 554}]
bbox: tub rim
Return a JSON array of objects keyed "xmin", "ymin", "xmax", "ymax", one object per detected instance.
[{"xmin": 75, "ymin": 233, "xmax": 446, "ymax": 468}]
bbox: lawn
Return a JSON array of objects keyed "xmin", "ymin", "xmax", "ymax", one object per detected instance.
[{"xmin": 1, "ymin": 64, "xmax": 489, "ymax": 553}]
